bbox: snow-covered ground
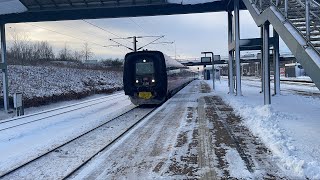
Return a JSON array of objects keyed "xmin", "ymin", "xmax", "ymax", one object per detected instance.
[
  {"xmin": 1, "ymin": 77, "xmax": 319, "ymax": 179},
  {"xmin": 0, "ymin": 92, "xmax": 135, "ymax": 176},
  {"xmin": 209, "ymin": 78, "xmax": 320, "ymax": 179},
  {"xmin": 0, "ymin": 65, "xmax": 122, "ymax": 108}
]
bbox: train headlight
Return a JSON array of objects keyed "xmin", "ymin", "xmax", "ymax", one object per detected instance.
[
  {"xmin": 136, "ymin": 80, "xmax": 139, "ymax": 83},
  {"xmin": 143, "ymin": 59, "xmax": 147, "ymax": 63},
  {"xmin": 152, "ymin": 79, "xmax": 155, "ymax": 83}
]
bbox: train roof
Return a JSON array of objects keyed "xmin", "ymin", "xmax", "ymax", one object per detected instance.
[{"xmin": 163, "ymin": 54, "xmax": 185, "ymax": 69}]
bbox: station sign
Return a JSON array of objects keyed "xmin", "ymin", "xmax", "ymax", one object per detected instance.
[
  {"xmin": 201, "ymin": 57, "xmax": 211, "ymax": 63},
  {"xmin": 214, "ymin": 55, "xmax": 221, "ymax": 61}
]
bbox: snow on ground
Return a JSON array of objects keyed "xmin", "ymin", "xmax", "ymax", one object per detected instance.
[
  {"xmin": 224, "ymin": 147, "xmax": 252, "ymax": 179},
  {"xmin": 71, "ymin": 81, "xmax": 204, "ymax": 179},
  {"xmin": 0, "ymin": 93, "xmax": 118, "ymax": 121},
  {"xmin": 4, "ymin": 65, "xmax": 122, "ymax": 99},
  {"xmin": 0, "ymin": 93, "xmax": 134, "ymax": 176},
  {"xmin": 281, "ymin": 76, "xmax": 312, "ymax": 82},
  {"xmin": 168, "ymin": 0, "xmax": 218, "ymax": 4},
  {"xmin": 0, "ymin": 0, "xmax": 27, "ymax": 15},
  {"xmin": 0, "ymin": 65, "xmax": 123, "ymax": 110},
  {"xmin": 209, "ymin": 78, "xmax": 320, "ymax": 179}
]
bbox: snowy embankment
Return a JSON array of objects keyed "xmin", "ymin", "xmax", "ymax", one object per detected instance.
[
  {"xmin": 209, "ymin": 79, "xmax": 320, "ymax": 179},
  {"xmin": 0, "ymin": 65, "xmax": 123, "ymax": 107}
]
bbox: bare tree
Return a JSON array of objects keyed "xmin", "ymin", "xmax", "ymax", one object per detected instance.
[
  {"xmin": 58, "ymin": 43, "xmax": 72, "ymax": 61},
  {"xmin": 82, "ymin": 42, "xmax": 93, "ymax": 62},
  {"xmin": 9, "ymin": 28, "xmax": 33, "ymax": 63},
  {"xmin": 73, "ymin": 50, "xmax": 83, "ymax": 62}
]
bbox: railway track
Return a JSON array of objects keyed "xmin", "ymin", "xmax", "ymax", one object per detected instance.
[
  {"xmin": 0, "ymin": 106, "xmax": 156, "ymax": 179},
  {"xmin": 238, "ymin": 77, "xmax": 320, "ymax": 96},
  {"xmin": 0, "ymin": 92, "xmax": 124, "ymax": 132}
]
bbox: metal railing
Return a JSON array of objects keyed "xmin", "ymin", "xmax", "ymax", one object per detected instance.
[{"xmin": 251, "ymin": 0, "xmax": 320, "ymax": 49}]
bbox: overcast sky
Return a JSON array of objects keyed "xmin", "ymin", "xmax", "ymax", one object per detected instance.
[{"xmin": 6, "ymin": 10, "xmax": 291, "ymax": 60}]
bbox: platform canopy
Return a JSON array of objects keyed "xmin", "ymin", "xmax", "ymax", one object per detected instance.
[{"xmin": 0, "ymin": 0, "xmax": 246, "ymax": 24}]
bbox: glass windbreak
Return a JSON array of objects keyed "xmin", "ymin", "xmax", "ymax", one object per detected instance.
[{"xmin": 136, "ymin": 62, "xmax": 154, "ymax": 75}]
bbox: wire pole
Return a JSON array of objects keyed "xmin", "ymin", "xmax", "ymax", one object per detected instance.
[{"xmin": 133, "ymin": 36, "xmax": 137, "ymax": 52}]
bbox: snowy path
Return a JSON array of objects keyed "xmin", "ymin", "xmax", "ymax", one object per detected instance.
[
  {"xmin": 68, "ymin": 80, "xmax": 290, "ymax": 179},
  {"xmin": 0, "ymin": 93, "xmax": 135, "ymax": 177},
  {"xmin": 211, "ymin": 78, "xmax": 320, "ymax": 179}
]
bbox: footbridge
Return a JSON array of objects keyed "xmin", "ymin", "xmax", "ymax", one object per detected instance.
[{"xmin": 237, "ymin": 0, "xmax": 320, "ymax": 105}]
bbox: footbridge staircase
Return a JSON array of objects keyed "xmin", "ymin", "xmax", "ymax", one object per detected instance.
[{"xmin": 242, "ymin": 0, "xmax": 320, "ymax": 89}]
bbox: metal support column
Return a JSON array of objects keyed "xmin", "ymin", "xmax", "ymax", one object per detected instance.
[
  {"xmin": 228, "ymin": 11, "xmax": 234, "ymax": 94},
  {"xmin": 273, "ymin": 29, "xmax": 280, "ymax": 95},
  {"xmin": 263, "ymin": 22, "xmax": 271, "ymax": 105},
  {"xmin": 133, "ymin": 36, "xmax": 137, "ymax": 52},
  {"xmin": 260, "ymin": 27, "xmax": 264, "ymax": 93},
  {"xmin": 212, "ymin": 54, "xmax": 215, "ymax": 90},
  {"xmin": 234, "ymin": 0, "xmax": 241, "ymax": 96},
  {"xmin": 305, "ymin": 0, "xmax": 310, "ymax": 42},
  {"xmin": 1, "ymin": 24, "xmax": 9, "ymax": 112}
]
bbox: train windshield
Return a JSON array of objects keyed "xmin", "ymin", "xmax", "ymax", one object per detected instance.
[{"xmin": 136, "ymin": 62, "xmax": 154, "ymax": 75}]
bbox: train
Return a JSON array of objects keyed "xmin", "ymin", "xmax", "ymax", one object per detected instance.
[{"xmin": 123, "ymin": 51, "xmax": 195, "ymax": 105}]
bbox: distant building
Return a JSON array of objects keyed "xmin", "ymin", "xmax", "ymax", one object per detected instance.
[{"xmin": 84, "ymin": 60, "xmax": 98, "ymax": 65}]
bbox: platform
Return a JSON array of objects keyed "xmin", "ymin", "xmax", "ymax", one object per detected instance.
[{"xmin": 68, "ymin": 80, "xmax": 288, "ymax": 179}]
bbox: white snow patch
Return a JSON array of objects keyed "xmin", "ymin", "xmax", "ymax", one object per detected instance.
[
  {"xmin": 224, "ymin": 147, "xmax": 252, "ymax": 179},
  {"xmin": 207, "ymin": 78, "xmax": 320, "ymax": 179},
  {"xmin": 0, "ymin": 0, "xmax": 27, "ymax": 15}
]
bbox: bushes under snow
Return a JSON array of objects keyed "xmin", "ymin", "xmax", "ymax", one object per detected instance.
[{"xmin": 0, "ymin": 65, "xmax": 123, "ymax": 107}]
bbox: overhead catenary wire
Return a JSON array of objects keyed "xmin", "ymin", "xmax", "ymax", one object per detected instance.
[
  {"xmin": 25, "ymin": 23, "xmax": 110, "ymax": 48},
  {"xmin": 128, "ymin": 18, "xmax": 176, "ymax": 55},
  {"xmin": 82, "ymin": 19, "xmax": 132, "ymax": 43}
]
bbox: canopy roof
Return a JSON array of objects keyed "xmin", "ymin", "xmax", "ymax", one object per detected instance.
[{"xmin": 0, "ymin": 0, "xmax": 246, "ymax": 24}]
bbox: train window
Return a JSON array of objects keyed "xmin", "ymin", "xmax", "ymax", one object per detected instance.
[{"xmin": 136, "ymin": 62, "xmax": 154, "ymax": 75}]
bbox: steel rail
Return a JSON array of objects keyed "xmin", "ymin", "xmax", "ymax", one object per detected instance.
[
  {"xmin": 0, "ymin": 106, "xmax": 151, "ymax": 178},
  {"xmin": 62, "ymin": 107, "xmax": 157, "ymax": 179},
  {"xmin": 0, "ymin": 92, "xmax": 123, "ymax": 124},
  {"xmin": 0, "ymin": 93, "xmax": 124, "ymax": 131}
]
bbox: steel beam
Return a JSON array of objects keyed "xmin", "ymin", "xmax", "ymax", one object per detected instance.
[
  {"xmin": 234, "ymin": 0, "xmax": 241, "ymax": 96},
  {"xmin": 228, "ymin": 11, "xmax": 234, "ymax": 94},
  {"xmin": 273, "ymin": 29, "xmax": 280, "ymax": 95},
  {"xmin": 263, "ymin": 22, "xmax": 271, "ymax": 105},
  {"xmin": 228, "ymin": 37, "xmax": 275, "ymax": 51},
  {"xmin": 0, "ymin": 2, "xmax": 235, "ymax": 24},
  {"xmin": 0, "ymin": 24, "xmax": 9, "ymax": 112}
]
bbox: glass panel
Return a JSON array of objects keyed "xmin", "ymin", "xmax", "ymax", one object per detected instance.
[{"xmin": 136, "ymin": 62, "xmax": 154, "ymax": 75}]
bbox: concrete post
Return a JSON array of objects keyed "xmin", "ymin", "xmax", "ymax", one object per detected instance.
[
  {"xmin": 263, "ymin": 22, "xmax": 271, "ymax": 105},
  {"xmin": 234, "ymin": 0, "xmax": 241, "ymax": 96},
  {"xmin": 228, "ymin": 11, "xmax": 234, "ymax": 94},
  {"xmin": 273, "ymin": 29, "xmax": 280, "ymax": 95},
  {"xmin": 1, "ymin": 24, "xmax": 9, "ymax": 112}
]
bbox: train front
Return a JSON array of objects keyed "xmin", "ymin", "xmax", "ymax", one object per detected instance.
[{"xmin": 123, "ymin": 51, "xmax": 168, "ymax": 105}]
